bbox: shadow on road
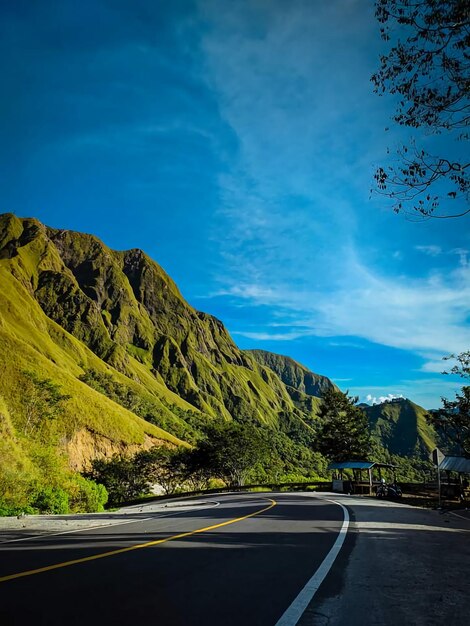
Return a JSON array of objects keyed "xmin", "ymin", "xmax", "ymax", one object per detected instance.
[{"xmin": 0, "ymin": 494, "xmax": 468, "ymax": 626}]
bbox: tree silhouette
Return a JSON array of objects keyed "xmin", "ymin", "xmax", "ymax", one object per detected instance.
[{"xmin": 372, "ymin": 0, "xmax": 469, "ymax": 219}]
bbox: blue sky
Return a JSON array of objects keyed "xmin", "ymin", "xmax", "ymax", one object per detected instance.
[{"xmin": 1, "ymin": 0, "xmax": 468, "ymax": 408}]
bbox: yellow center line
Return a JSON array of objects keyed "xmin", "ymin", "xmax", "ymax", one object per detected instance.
[{"xmin": 0, "ymin": 498, "xmax": 277, "ymax": 583}]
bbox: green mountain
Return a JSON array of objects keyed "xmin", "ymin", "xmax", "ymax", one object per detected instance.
[
  {"xmin": 363, "ymin": 398, "xmax": 435, "ymax": 458},
  {"xmin": 0, "ymin": 213, "xmax": 336, "ymax": 505},
  {"xmin": 0, "ymin": 213, "xmax": 437, "ymax": 511},
  {"xmin": 246, "ymin": 350, "xmax": 337, "ymax": 414}
]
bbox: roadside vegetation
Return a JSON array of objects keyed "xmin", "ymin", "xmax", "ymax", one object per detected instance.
[
  {"xmin": 84, "ymin": 420, "xmax": 330, "ymax": 506},
  {"xmin": 1, "ymin": 364, "xmax": 449, "ymax": 515},
  {"xmin": 0, "ymin": 373, "xmax": 108, "ymax": 516},
  {"xmin": 83, "ymin": 393, "xmax": 437, "ymax": 507},
  {"xmin": 0, "ymin": 368, "xmax": 443, "ymax": 514}
]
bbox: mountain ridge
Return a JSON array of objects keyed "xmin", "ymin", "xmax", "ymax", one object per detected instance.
[{"xmin": 0, "ymin": 213, "xmax": 334, "ymax": 466}]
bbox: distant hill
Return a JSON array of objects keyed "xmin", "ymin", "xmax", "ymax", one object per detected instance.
[{"xmin": 363, "ymin": 398, "xmax": 436, "ymax": 458}]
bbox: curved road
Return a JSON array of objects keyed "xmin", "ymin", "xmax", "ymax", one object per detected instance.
[{"xmin": 0, "ymin": 493, "xmax": 345, "ymax": 626}]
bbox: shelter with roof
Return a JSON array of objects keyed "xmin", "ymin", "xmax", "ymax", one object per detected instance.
[
  {"xmin": 327, "ymin": 460, "xmax": 397, "ymax": 495},
  {"xmin": 438, "ymin": 456, "xmax": 470, "ymax": 501}
]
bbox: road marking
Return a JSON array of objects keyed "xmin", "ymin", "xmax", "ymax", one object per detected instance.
[
  {"xmin": 0, "ymin": 498, "xmax": 276, "ymax": 583},
  {"xmin": 449, "ymin": 510, "xmax": 470, "ymax": 524},
  {"xmin": 275, "ymin": 497, "xmax": 349, "ymax": 626},
  {"xmin": 0, "ymin": 501, "xmax": 221, "ymax": 545}
]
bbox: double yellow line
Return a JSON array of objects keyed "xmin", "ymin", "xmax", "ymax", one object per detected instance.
[{"xmin": 0, "ymin": 498, "xmax": 277, "ymax": 583}]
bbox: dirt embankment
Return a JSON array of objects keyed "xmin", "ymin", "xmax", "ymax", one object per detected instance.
[{"xmin": 65, "ymin": 428, "xmax": 166, "ymax": 471}]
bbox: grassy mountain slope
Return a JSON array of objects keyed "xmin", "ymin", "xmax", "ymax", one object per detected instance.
[
  {"xmin": 36, "ymin": 217, "xmax": 305, "ymax": 425},
  {"xmin": 0, "ymin": 246, "xmax": 185, "ymax": 446},
  {"xmin": 364, "ymin": 398, "xmax": 436, "ymax": 458},
  {"xmin": 247, "ymin": 349, "xmax": 337, "ymax": 415},
  {"xmin": 0, "ymin": 214, "xmax": 327, "ymax": 480}
]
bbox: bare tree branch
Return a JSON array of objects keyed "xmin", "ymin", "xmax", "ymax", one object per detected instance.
[{"xmin": 372, "ymin": 0, "xmax": 469, "ymax": 219}]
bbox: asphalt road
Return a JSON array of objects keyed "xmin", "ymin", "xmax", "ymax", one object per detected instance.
[
  {"xmin": 300, "ymin": 494, "xmax": 470, "ymax": 626},
  {"xmin": 0, "ymin": 493, "xmax": 345, "ymax": 626}
]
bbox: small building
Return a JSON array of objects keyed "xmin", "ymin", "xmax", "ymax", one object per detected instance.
[
  {"xmin": 328, "ymin": 460, "xmax": 397, "ymax": 495},
  {"xmin": 438, "ymin": 455, "xmax": 470, "ymax": 501}
]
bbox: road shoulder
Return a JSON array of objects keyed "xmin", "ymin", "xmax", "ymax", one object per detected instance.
[{"xmin": 300, "ymin": 494, "xmax": 470, "ymax": 626}]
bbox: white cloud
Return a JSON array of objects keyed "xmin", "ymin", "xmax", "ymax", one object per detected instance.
[
  {"xmin": 365, "ymin": 393, "xmax": 404, "ymax": 405},
  {"xmin": 349, "ymin": 378, "xmax": 461, "ymax": 409},
  {"xmin": 419, "ymin": 360, "xmax": 447, "ymax": 374},
  {"xmin": 415, "ymin": 245, "xmax": 442, "ymax": 257},
  {"xmin": 328, "ymin": 340, "xmax": 366, "ymax": 350},
  {"xmin": 451, "ymin": 248, "xmax": 469, "ymax": 268},
  {"xmin": 312, "ymin": 256, "xmax": 470, "ymax": 355},
  {"xmin": 419, "ymin": 355, "xmax": 459, "ymax": 374},
  {"xmin": 214, "ymin": 284, "xmax": 277, "ymax": 301}
]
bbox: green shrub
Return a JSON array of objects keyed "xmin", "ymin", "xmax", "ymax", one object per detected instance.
[
  {"xmin": 29, "ymin": 486, "xmax": 70, "ymax": 514},
  {"xmin": 67, "ymin": 475, "xmax": 108, "ymax": 512},
  {"xmin": 0, "ymin": 500, "xmax": 36, "ymax": 517}
]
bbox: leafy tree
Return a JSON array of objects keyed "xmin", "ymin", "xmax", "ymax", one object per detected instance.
[
  {"xmin": 134, "ymin": 446, "xmax": 186, "ymax": 495},
  {"xmin": 29, "ymin": 486, "xmax": 70, "ymax": 514},
  {"xmin": 372, "ymin": 0, "xmax": 469, "ymax": 219},
  {"xmin": 178, "ymin": 447, "xmax": 213, "ymax": 491},
  {"xmin": 84, "ymin": 454, "xmax": 149, "ymax": 505},
  {"xmin": 195, "ymin": 422, "xmax": 269, "ymax": 487},
  {"xmin": 430, "ymin": 388, "xmax": 470, "ymax": 456},
  {"xmin": 315, "ymin": 390, "xmax": 371, "ymax": 462},
  {"xmin": 260, "ymin": 426, "xmax": 327, "ymax": 481},
  {"xmin": 67, "ymin": 475, "xmax": 108, "ymax": 513},
  {"xmin": 442, "ymin": 350, "xmax": 470, "ymax": 377},
  {"xmin": 427, "ymin": 351, "xmax": 470, "ymax": 456},
  {"xmin": 21, "ymin": 371, "xmax": 71, "ymax": 437}
]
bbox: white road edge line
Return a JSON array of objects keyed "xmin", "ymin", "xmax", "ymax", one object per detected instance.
[
  {"xmin": 448, "ymin": 510, "xmax": 470, "ymax": 523},
  {"xmin": 0, "ymin": 501, "xmax": 221, "ymax": 545},
  {"xmin": 275, "ymin": 497, "xmax": 350, "ymax": 626}
]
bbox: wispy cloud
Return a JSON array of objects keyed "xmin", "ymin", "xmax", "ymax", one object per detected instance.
[
  {"xmin": 419, "ymin": 355, "xmax": 459, "ymax": 374},
  {"xmin": 214, "ymin": 284, "xmax": 277, "ymax": 301},
  {"xmin": 451, "ymin": 248, "xmax": 469, "ymax": 268},
  {"xmin": 197, "ymin": 0, "xmax": 469, "ymax": 407},
  {"xmin": 232, "ymin": 331, "xmax": 305, "ymax": 341},
  {"xmin": 219, "ymin": 251, "xmax": 470, "ymax": 357},
  {"xmin": 415, "ymin": 245, "xmax": 442, "ymax": 257},
  {"xmin": 419, "ymin": 360, "xmax": 447, "ymax": 374}
]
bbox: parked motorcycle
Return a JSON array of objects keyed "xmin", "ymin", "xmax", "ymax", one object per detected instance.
[
  {"xmin": 376, "ymin": 482, "xmax": 387, "ymax": 498},
  {"xmin": 386, "ymin": 482, "xmax": 402, "ymax": 498},
  {"xmin": 376, "ymin": 481, "xmax": 402, "ymax": 499}
]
